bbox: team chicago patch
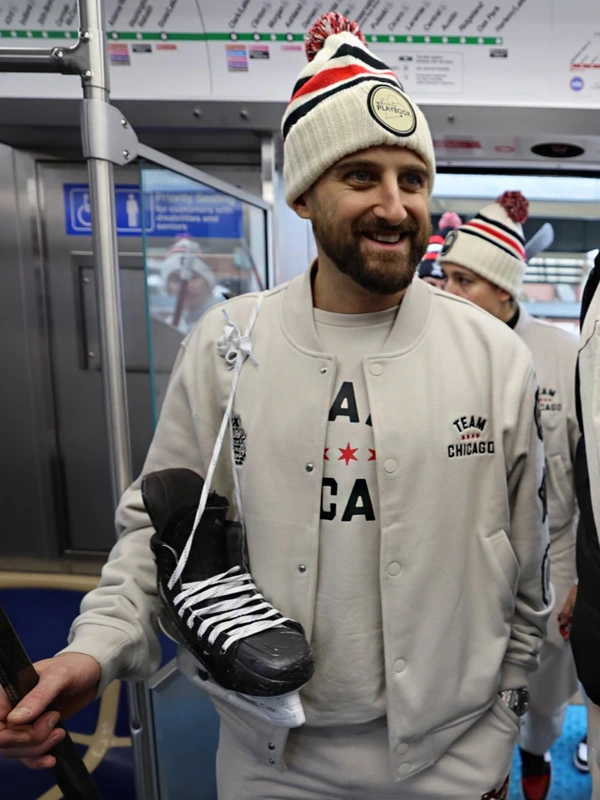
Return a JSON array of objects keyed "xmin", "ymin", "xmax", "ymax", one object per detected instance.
[
  {"xmin": 481, "ymin": 775, "xmax": 509, "ymax": 799},
  {"xmin": 538, "ymin": 386, "xmax": 562, "ymax": 413},
  {"xmin": 448, "ymin": 414, "xmax": 495, "ymax": 459}
]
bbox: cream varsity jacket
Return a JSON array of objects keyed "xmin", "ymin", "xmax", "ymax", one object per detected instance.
[
  {"xmin": 516, "ymin": 307, "xmax": 579, "ymax": 542},
  {"xmin": 61, "ymin": 271, "xmax": 551, "ymax": 781}
]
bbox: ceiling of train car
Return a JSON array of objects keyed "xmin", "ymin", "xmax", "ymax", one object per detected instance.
[{"xmin": 1, "ymin": 100, "xmax": 599, "ymax": 176}]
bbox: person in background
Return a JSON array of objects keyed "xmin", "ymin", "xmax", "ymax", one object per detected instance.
[
  {"xmin": 571, "ymin": 249, "xmax": 600, "ymax": 799},
  {"xmin": 441, "ymin": 191, "xmax": 580, "ymax": 800},
  {"xmin": 162, "ymin": 236, "xmax": 221, "ymax": 333},
  {"xmin": 417, "ymin": 211, "xmax": 462, "ymax": 289}
]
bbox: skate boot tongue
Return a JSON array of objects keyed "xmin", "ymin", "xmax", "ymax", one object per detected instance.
[
  {"xmin": 173, "ymin": 502, "xmax": 230, "ymax": 585},
  {"xmin": 141, "ymin": 468, "xmax": 230, "ymax": 586}
]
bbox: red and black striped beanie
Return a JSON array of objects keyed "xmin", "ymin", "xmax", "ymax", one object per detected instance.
[
  {"xmin": 282, "ymin": 12, "xmax": 435, "ymax": 205},
  {"xmin": 438, "ymin": 192, "xmax": 529, "ymax": 299}
]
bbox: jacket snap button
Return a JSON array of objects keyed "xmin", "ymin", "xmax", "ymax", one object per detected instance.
[
  {"xmin": 320, "ymin": 366, "xmax": 328, "ymax": 374},
  {"xmin": 398, "ymin": 762, "xmax": 411, "ymax": 776},
  {"xmin": 268, "ymin": 758, "xmax": 276, "ymax": 765},
  {"xmin": 298, "ymin": 564, "xmax": 307, "ymax": 573},
  {"xmin": 305, "ymin": 463, "xmax": 314, "ymax": 472},
  {"xmin": 394, "ymin": 658, "xmax": 406, "ymax": 673},
  {"xmin": 384, "ymin": 458, "xmax": 397, "ymax": 474},
  {"xmin": 387, "ymin": 562, "xmax": 401, "ymax": 577},
  {"xmin": 268, "ymin": 743, "xmax": 275, "ymax": 750},
  {"xmin": 370, "ymin": 363, "xmax": 383, "ymax": 376},
  {"xmin": 396, "ymin": 743, "xmax": 409, "ymax": 755}
]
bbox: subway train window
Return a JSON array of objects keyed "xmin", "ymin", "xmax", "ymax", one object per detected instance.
[{"xmin": 431, "ymin": 173, "xmax": 600, "ymax": 334}]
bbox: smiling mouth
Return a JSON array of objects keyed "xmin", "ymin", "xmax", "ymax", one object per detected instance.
[{"xmin": 361, "ymin": 231, "xmax": 409, "ymax": 246}]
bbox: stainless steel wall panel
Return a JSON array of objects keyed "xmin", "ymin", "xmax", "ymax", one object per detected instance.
[{"xmin": 0, "ymin": 145, "xmax": 59, "ymax": 561}]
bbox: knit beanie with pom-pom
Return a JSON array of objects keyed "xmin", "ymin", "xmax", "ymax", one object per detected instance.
[
  {"xmin": 438, "ymin": 191, "xmax": 529, "ymax": 298},
  {"xmin": 282, "ymin": 11, "xmax": 435, "ymax": 205}
]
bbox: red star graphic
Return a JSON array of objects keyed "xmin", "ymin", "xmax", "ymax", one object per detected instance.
[
  {"xmin": 368, "ymin": 449, "xmax": 376, "ymax": 461},
  {"xmin": 338, "ymin": 443, "xmax": 358, "ymax": 466},
  {"xmin": 324, "ymin": 448, "xmax": 329, "ymax": 461}
]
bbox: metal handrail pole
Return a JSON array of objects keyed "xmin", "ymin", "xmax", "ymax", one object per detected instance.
[{"xmin": 78, "ymin": 1, "xmax": 160, "ymax": 798}]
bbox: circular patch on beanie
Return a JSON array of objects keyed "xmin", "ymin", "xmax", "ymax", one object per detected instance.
[
  {"xmin": 440, "ymin": 230, "xmax": 458, "ymax": 256},
  {"xmin": 367, "ymin": 85, "xmax": 417, "ymax": 136}
]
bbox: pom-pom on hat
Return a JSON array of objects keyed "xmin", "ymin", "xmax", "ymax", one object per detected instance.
[
  {"xmin": 438, "ymin": 191, "xmax": 529, "ymax": 299},
  {"xmin": 282, "ymin": 12, "xmax": 435, "ymax": 205}
]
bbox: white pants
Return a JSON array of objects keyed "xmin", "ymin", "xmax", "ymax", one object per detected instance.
[
  {"xmin": 216, "ymin": 699, "xmax": 519, "ymax": 799},
  {"xmin": 518, "ymin": 535, "xmax": 578, "ymax": 755},
  {"xmin": 518, "ymin": 640, "xmax": 576, "ymax": 754}
]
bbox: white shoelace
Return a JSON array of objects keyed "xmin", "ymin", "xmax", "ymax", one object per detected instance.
[
  {"xmin": 166, "ymin": 296, "xmax": 289, "ymax": 649},
  {"xmin": 174, "ymin": 566, "xmax": 290, "ymax": 652}
]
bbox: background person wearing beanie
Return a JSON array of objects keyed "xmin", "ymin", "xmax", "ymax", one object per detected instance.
[
  {"xmin": 441, "ymin": 192, "xmax": 580, "ymax": 800},
  {"xmin": 417, "ymin": 211, "xmax": 462, "ymax": 288},
  {"xmin": 161, "ymin": 235, "xmax": 221, "ymax": 333},
  {"xmin": 0, "ymin": 15, "xmax": 550, "ymax": 800}
]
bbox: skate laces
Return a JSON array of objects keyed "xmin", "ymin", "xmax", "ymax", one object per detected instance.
[
  {"xmin": 166, "ymin": 296, "xmax": 289, "ymax": 647},
  {"xmin": 174, "ymin": 566, "xmax": 290, "ymax": 652}
]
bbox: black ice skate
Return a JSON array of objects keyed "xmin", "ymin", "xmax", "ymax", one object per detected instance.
[{"xmin": 142, "ymin": 468, "xmax": 314, "ymax": 726}]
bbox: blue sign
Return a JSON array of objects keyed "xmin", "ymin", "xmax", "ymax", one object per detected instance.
[
  {"xmin": 570, "ymin": 76, "xmax": 584, "ymax": 92},
  {"xmin": 64, "ymin": 183, "xmax": 244, "ymax": 239}
]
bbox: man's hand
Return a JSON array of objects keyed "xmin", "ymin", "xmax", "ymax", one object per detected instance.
[
  {"xmin": 0, "ymin": 653, "xmax": 101, "ymax": 770},
  {"xmin": 557, "ymin": 583, "xmax": 578, "ymax": 640}
]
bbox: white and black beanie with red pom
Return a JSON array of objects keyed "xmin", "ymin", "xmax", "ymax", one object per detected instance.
[
  {"xmin": 438, "ymin": 192, "xmax": 529, "ymax": 299},
  {"xmin": 282, "ymin": 12, "xmax": 435, "ymax": 205}
]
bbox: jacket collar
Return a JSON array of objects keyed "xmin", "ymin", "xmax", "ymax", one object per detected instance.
[
  {"xmin": 514, "ymin": 304, "xmax": 534, "ymax": 336},
  {"xmin": 280, "ymin": 263, "xmax": 432, "ymax": 356}
]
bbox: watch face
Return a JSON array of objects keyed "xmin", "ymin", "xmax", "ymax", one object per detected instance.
[
  {"xmin": 510, "ymin": 689, "xmax": 529, "ymax": 717},
  {"xmin": 500, "ymin": 688, "xmax": 529, "ymax": 717}
]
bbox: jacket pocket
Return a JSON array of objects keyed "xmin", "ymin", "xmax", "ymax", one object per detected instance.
[{"xmin": 485, "ymin": 529, "xmax": 520, "ymax": 598}]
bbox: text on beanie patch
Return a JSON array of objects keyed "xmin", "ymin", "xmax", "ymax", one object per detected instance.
[{"xmin": 367, "ymin": 85, "xmax": 417, "ymax": 137}]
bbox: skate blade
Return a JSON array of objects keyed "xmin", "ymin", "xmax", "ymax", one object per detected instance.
[{"xmin": 177, "ymin": 646, "xmax": 306, "ymax": 728}]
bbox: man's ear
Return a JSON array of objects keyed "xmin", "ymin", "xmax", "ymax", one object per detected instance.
[
  {"xmin": 497, "ymin": 287, "xmax": 513, "ymax": 304},
  {"xmin": 292, "ymin": 192, "xmax": 312, "ymax": 221}
]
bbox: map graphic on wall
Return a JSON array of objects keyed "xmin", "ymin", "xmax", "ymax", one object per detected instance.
[{"xmin": 0, "ymin": 0, "xmax": 598, "ymax": 107}]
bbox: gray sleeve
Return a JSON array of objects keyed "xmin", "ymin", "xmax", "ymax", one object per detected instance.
[
  {"xmin": 500, "ymin": 365, "xmax": 553, "ymax": 690},
  {"xmin": 58, "ymin": 341, "xmax": 205, "ymax": 693}
]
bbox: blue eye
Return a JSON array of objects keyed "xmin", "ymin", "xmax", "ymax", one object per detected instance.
[
  {"xmin": 402, "ymin": 173, "xmax": 426, "ymax": 188},
  {"xmin": 347, "ymin": 170, "xmax": 372, "ymax": 183}
]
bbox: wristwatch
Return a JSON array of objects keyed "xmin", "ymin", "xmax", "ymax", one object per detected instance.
[{"xmin": 499, "ymin": 687, "xmax": 529, "ymax": 717}]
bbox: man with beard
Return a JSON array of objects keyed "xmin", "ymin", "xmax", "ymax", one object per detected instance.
[{"xmin": 0, "ymin": 13, "xmax": 550, "ymax": 800}]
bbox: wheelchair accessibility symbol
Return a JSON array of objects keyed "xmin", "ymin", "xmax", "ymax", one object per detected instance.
[
  {"xmin": 64, "ymin": 184, "xmax": 155, "ymax": 236},
  {"xmin": 75, "ymin": 192, "xmax": 92, "ymax": 228}
]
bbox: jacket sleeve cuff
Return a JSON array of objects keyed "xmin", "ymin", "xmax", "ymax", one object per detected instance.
[
  {"xmin": 499, "ymin": 661, "xmax": 530, "ymax": 691},
  {"xmin": 55, "ymin": 623, "xmax": 135, "ymax": 697}
]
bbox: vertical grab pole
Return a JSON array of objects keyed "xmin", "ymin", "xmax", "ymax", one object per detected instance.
[{"xmin": 77, "ymin": 1, "xmax": 159, "ymax": 798}]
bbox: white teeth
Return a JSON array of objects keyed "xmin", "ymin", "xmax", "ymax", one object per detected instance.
[{"xmin": 370, "ymin": 233, "xmax": 402, "ymax": 243}]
